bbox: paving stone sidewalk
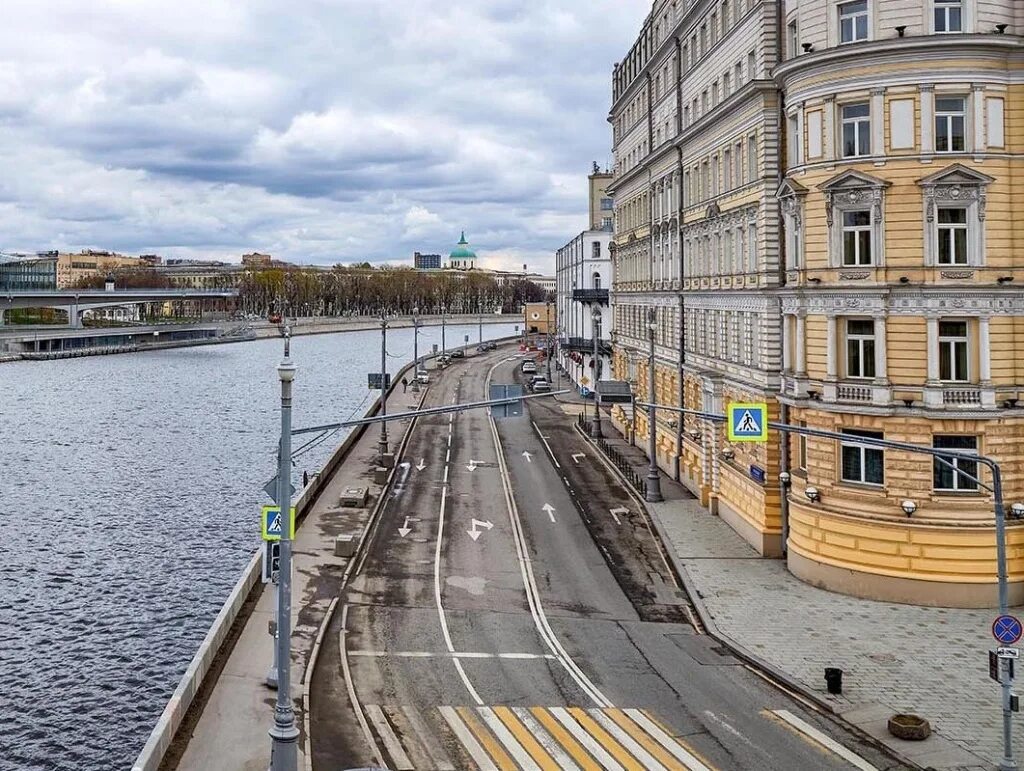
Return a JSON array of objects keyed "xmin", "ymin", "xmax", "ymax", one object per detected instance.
[{"xmin": 592, "ymin": 410, "xmax": 1016, "ymax": 771}]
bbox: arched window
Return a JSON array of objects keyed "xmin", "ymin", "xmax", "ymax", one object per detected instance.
[{"xmin": 593, "ymin": 272, "xmax": 602, "ymax": 290}]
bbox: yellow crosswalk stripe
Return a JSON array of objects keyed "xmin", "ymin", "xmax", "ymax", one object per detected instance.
[
  {"xmin": 457, "ymin": 706, "xmax": 519, "ymax": 771},
  {"xmin": 492, "ymin": 707, "xmax": 562, "ymax": 771},
  {"xmin": 567, "ymin": 707, "xmax": 646, "ymax": 771},
  {"xmin": 604, "ymin": 709, "xmax": 689, "ymax": 771},
  {"xmin": 530, "ymin": 707, "xmax": 604, "ymax": 771}
]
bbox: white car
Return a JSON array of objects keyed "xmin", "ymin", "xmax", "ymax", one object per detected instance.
[
  {"xmin": 521, "ymin": 360, "xmax": 537, "ymax": 374},
  {"xmin": 416, "ymin": 370, "xmax": 430, "ymax": 384}
]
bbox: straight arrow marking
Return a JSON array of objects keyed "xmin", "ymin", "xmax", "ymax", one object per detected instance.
[
  {"xmin": 416, "ymin": 459, "xmax": 426, "ymax": 471},
  {"xmin": 398, "ymin": 517, "xmax": 412, "ymax": 538},
  {"xmin": 522, "ymin": 451, "xmax": 533, "ymax": 463},
  {"xmin": 467, "ymin": 518, "xmax": 494, "ymax": 541},
  {"xmin": 542, "ymin": 503, "xmax": 556, "ymax": 523}
]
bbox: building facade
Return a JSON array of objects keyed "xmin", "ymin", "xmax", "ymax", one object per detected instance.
[
  {"xmin": 556, "ymin": 229, "xmax": 613, "ymax": 394},
  {"xmin": 0, "ymin": 253, "xmax": 58, "ymax": 291},
  {"xmin": 609, "ymin": 0, "xmax": 1023, "ymax": 606},
  {"xmin": 413, "ymin": 252, "xmax": 443, "ymax": 270},
  {"xmin": 55, "ymin": 250, "xmax": 143, "ymax": 288},
  {"xmin": 608, "ymin": 0, "xmax": 787, "ymax": 556},
  {"xmin": 589, "ymin": 164, "xmax": 616, "ymax": 231}
]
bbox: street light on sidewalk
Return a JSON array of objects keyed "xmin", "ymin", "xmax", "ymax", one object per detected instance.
[
  {"xmin": 269, "ymin": 330, "xmax": 299, "ymax": 771},
  {"xmin": 591, "ymin": 306, "xmax": 603, "ymax": 439},
  {"xmin": 379, "ymin": 312, "xmax": 389, "ymax": 459},
  {"xmin": 411, "ymin": 308, "xmax": 420, "ymax": 393},
  {"xmin": 646, "ymin": 308, "xmax": 664, "ymax": 502}
]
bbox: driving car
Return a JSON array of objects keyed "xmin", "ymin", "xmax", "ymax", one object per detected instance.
[
  {"xmin": 521, "ymin": 360, "xmax": 537, "ymax": 374},
  {"xmin": 451, "ymin": 349, "xmax": 465, "ymax": 358},
  {"xmin": 530, "ymin": 377, "xmax": 551, "ymax": 393},
  {"xmin": 416, "ymin": 370, "xmax": 430, "ymax": 384}
]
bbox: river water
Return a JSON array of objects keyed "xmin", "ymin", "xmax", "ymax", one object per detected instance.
[{"xmin": 0, "ymin": 322, "xmax": 518, "ymax": 771}]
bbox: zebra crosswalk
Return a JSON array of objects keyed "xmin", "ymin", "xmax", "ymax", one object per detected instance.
[{"xmin": 362, "ymin": 704, "xmax": 716, "ymax": 771}]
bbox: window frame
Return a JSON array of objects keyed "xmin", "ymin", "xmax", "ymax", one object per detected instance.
[
  {"xmin": 840, "ymin": 428, "xmax": 885, "ymax": 486},
  {"xmin": 938, "ymin": 319, "xmax": 970, "ymax": 382},
  {"xmin": 935, "ymin": 96, "xmax": 967, "ymax": 153},
  {"xmin": 932, "ymin": 434, "xmax": 979, "ymax": 492},
  {"xmin": 841, "ymin": 102, "xmax": 871, "ymax": 158},
  {"xmin": 933, "ymin": 0, "xmax": 963, "ymax": 33},
  {"xmin": 936, "ymin": 206, "xmax": 969, "ymax": 265},
  {"xmin": 845, "ymin": 318, "xmax": 876, "ymax": 379},
  {"xmin": 841, "ymin": 209, "xmax": 873, "ymax": 266},
  {"xmin": 838, "ymin": 0, "xmax": 870, "ymax": 44}
]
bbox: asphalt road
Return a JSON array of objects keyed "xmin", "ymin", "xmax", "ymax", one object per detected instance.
[{"xmin": 311, "ymin": 348, "xmax": 909, "ymax": 771}]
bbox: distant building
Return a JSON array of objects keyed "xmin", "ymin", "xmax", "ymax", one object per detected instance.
[
  {"xmin": 413, "ymin": 252, "xmax": 442, "ymax": 270},
  {"xmin": 55, "ymin": 250, "xmax": 144, "ymax": 288},
  {"xmin": 448, "ymin": 231, "xmax": 477, "ymax": 270},
  {"xmin": 524, "ymin": 302, "xmax": 556, "ymax": 336},
  {"xmin": 588, "ymin": 162, "xmax": 614, "ymax": 232},
  {"xmin": 241, "ymin": 252, "xmax": 273, "ymax": 268},
  {"xmin": 556, "ymin": 228, "xmax": 612, "ymax": 395},
  {"xmin": 0, "ymin": 253, "xmax": 58, "ymax": 291}
]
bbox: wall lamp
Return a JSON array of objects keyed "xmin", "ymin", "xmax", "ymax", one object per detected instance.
[
  {"xmin": 995, "ymin": 24, "xmax": 1008, "ymax": 34},
  {"xmin": 899, "ymin": 276, "xmax": 910, "ymax": 284},
  {"xmin": 779, "ymin": 471, "xmax": 792, "ymax": 486},
  {"xmin": 895, "ymin": 25, "xmax": 906, "ymax": 37},
  {"xmin": 1010, "ymin": 503, "xmax": 1024, "ymax": 520},
  {"xmin": 688, "ymin": 429, "xmax": 701, "ymax": 440},
  {"xmin": 801, "ymin": 42, "xmax": 814, "ymax": 53},
  {"xmin": 807, "ymin": 277, "xmax": 822, "ymax": 284},
  {"xmin": 900, "ymin": 499, "xmax": 918, "ymax": 517},
  {"xmin": 721, "ymin": 447, "xmax": 735, "ymax": 460},
  {"xmin": 805, "ymin": 486, "xmax": 821, "ymax": 503},
  {"xmin": 998, "ymin": 276, "xmax": 1014, "ymax": 284}
]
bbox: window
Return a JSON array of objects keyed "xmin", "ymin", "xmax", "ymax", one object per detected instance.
[
  {"xmin": 845, "ymin": 319, "xmax": 876, "ymax": 378},
  {"xmin": 723, "ymin": 71, "xmax": 731, "ymax": 97},
  {"xmin": 702, "ymin": 90, "xmax": 709, "ymax": 113},
  {"xmin": 935, "ymin": 97, "xmax": 966, "ymax": 152},
  {"xmin": 938, "ymin": 320, "xmax": 969, "ymax": 381},
  {"xmin": 934, "ymin": 0, "xmax": 962, "ymax": 33},
  {"xmin": 841, "ymin": 429, "xmax": 884, "ymax": 485},
  {"xmin": 601, "ymin": 217, "xmax": 613, "ymax": 229},
  {"xmin": 747, "ymin": 51, "xmax": 756, "ymax": 80},
  {"xmin": 797, "ymin": 421, "xmax": 807, "ymax": 471},
  {"xmin": 841, "ymin": 103, "xmax": 871, "ymax": 157},
  {"xmin": 937, "ymin": 207, "xmax": 968, "ymax": 264},
  {"xmin": 788, "ymin": 20, "xmax": 799, "ymax": 58},
  {"xmin": 593, "ymin": 271, "xmax": 602, "ymax": 290},
  {"xmin": 747, "ymin": 135, "xmax": 757, "ymax": 182},
  {"xmin": 842, "ymin": 210, "xmax": 872, "ymax": 265},
  {"xmin": 839, "ymin": 1, "xmax": 869, "ymax": 43},
  {"xmin": 723, "ymin": 149, "xmax": 732, "ymax": 191},
  {"xmin": 735, "ymin": 62, "xmax": 742, "ymax": 86},
  {"xmin": 592, "ymin": 241, "xmax": 601, "ymax": 258},
  {"xmin": 933, "ymin": 435, "xmax": 978, "ymax": 491},
  {"xmin": 683, "ymin": 105, "xmax": 690, "ymax": 126},
  {"xmin": 600, "ymin": 197, "xmax": 613, "ymax": 211}
]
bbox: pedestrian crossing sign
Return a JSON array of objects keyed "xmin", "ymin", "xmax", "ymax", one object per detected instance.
[
  {"xmin": 727, "ymin": 402, "xmax": 768, "ymax": 442},
  {"xmin": 261, "ymin": 505, "xmax": 297, "ymax": 541}
]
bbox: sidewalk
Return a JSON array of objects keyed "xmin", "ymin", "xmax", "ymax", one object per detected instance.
[
  {"xmin": 170, "ymin": 379, "xmax": 425, "ymax": 771},
  {"xmin": 588, "ymin": 408, "xmax": 1012, "ymax": 771}
]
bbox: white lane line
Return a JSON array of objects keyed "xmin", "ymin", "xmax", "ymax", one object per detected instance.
[
  {"xmin": 446, "ymin": 448, "xmax": 451, "ymax": 462},
  {"xmin": 402, "ymin": 705, "xmax": 456, "ymax": 771},
  {"xmin": 624, "ymin": 709, "xmax": 714, "ymax": 771},
  {"xmin": 532, "ymin": 420, "xmax": 561, "ymax": 469},
  {"xmin": 771, "ymin": 710, "xmax": 881, "ymax": 771},
  {"xmin": 443, "ymin": 465, "xmax": 449, "ymax": 484},
  {"xmin": 589, "ymin": 709, "xmax": 669, "ymax": 771},
  {"xmin": 513, "ymin": 707, "xmax": 582, "ymax": 771},
  {"xmin": 338, "ymin": 606, "xmax": 388, "ymax": 771},
  {"xmin": 348, "ymin": 649, "xmax": 555, "ymax": 659},
  {"xmin": 438, "ymin": 706, "xmax": 498, "ymax": 771},
  {"xmin": 434, "ymin": 484, "xmax": 484, "ymax": 705},
  {"xmin": 365, "ymin": 704, "xmax": 414, "ymax": 771},
  {"xmin": 549, "ymin": 707, "xmax": 626, "ymax": 771},
  {"xmin": 477, "ymin": 707, "xmax": 541, "ymax": 771},
  {"xmin": 498, "ymin": 652, "xmax": 558, "ymax": 659}
]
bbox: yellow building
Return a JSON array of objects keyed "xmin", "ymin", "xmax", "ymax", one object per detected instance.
[
  {"xmin": 524, "ymin": 302, "xmax": 556, "ymax": 336},
  {"xmin": 56, "ymin": 250, "xmax": 143, "ymax": 288},
  {"xmin": 609, "ymin": 0, "xmax": 1024, "ymax": 606}
]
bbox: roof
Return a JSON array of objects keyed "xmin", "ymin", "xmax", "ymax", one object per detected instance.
[{"xmin": 449, "ymin": 231, "xmax": 477, "ymax": 260}]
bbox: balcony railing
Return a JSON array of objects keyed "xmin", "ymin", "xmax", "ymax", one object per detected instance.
[
  {"xmin": 572, "ymin": 288, "xmax": 609, "ymax": 304},
  {"xmin": 562, "ymin": 336, "xmax": 612, "ymax": 355},
  {"xmin": 943, "ymin": 387, "xmax": 983, "ymax": 406},
  {"xmin": 836, "ymin": 384, "xmax": 872, "ymax": 403}
]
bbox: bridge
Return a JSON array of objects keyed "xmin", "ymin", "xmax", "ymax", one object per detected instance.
[{"xmin": 0, "ymin": 289, "xmax": 238, "ymax": 328}]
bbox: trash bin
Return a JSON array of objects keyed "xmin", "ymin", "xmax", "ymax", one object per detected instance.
[{"xmin": 824, "ymin": 667, "xmax": 843, "ymax": 695}]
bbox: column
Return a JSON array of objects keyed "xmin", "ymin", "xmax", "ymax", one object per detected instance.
[
  {"xmin": 926, "ymin": 317, "xmax": 940, "ymax": 383},
  {"xmin": 871, "ymin": 88, "xmax": 885, "ymax": 162},
  {"xmin": 796, "ymin": 312, "xmax": 807, "ymax": 377},
  {"xmin": 825, "ymin": 315, "xmax": 837, "ymax": 379},
  {"xmin": 796, "ymin": 104, "xmax": 805, "ymax": 166},
  {"xmin": 822, "ymin": 96, "xmax": 836, "ymax": 161},
  {"xmin": 979, "ymin": 315, "xmax": 992, "ymax": 383},
  {"xmin": 782, "ymin": 314, "xmax": 793, "ymax": 374},
  {"xmin": 921, "ymin": 85, "xmax": 934, "ymax": 157},
  {"xmin": 972, "ymin": 85, "xmax": 986, "ymax": 155},
  {"xmin": 873, "ymin": 315, "xmax": 888, "ymax": 381}
]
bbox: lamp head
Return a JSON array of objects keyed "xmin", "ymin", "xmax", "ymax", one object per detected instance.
[
  {"xmin": 900, "ymin": 499, "xmax": 918, "ymax": 516},
  {"xmin": 1010, "ymin": 503, "xmax": 1024, "ymax": 520},
  {"xmin": 805, "ymin": 486, "xmax": 820, "ymax": 503},
  {"xmin": 779, "ymin": 471, "xmax": 791, "ymax": 485}
]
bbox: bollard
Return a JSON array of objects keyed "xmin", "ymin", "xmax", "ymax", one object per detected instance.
[{"xmin": 824, "ymin": 667, "xmax": 843, "ymax": 695}]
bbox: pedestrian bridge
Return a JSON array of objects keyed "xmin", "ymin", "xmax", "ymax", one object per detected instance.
[{"xmin": 0, "ymin": 289, "xmax": 237, "ymax": 328}]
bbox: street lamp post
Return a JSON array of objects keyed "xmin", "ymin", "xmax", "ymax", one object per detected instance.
[
  {"xmin": 591, "ymin": 306, "xmax": 603, "ymax": 439},
  {"xmin": 411, "ymin": 308, "xmax": 420, "ymax": 393},
  {"xmin": 546, "ymin": 304, "xmax": 552, "ymax": 382},
  {"xmin": 646, "ymin": 309, "xmax": 664, "ymax": 502},
  {"xmin": 379, "ymin": 313, "xmax": 389, "ymax": 458},
  {"xmin": 269, "ymin": 332, "xmax": 299, "ymax": 771},
  {"xmin": 441, "ymin": 305, "xmax": 446, "ymax": 355}
]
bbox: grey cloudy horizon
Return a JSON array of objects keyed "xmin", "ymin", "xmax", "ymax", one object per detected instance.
[{"xmin": 0, "ymin": 1, "xmax": 648, "ymax": 273}]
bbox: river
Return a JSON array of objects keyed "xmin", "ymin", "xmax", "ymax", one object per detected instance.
[{"xmin": 0, "ymin": 322, "xmax": 519, "ymax": 771}]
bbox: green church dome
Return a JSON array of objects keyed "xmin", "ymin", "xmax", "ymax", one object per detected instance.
[{"xmin": 449, "ymin": 231, "xmax": 477, "ymax": 261}]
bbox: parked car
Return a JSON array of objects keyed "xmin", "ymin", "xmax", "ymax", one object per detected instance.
[
  {"xmin": 485, "ymin": 341, "xmax": 497, "ymax": 350},
  {"xmin": 451, "ymin": 349, "xmax": 465, "ymax": 358},
  {"xmin": 530, "ymin": 377, "xmax": 551, "ymax": 393},
  {"xmin": 521, "ymin": 360, "xmax": 537, "ymax": 374},
  {"xmin": 438, "ymin": 354, "xmax": 452, "ymax": 366},
  {"xmin": 416, "ymin": 370, "xmax": 430, "ymax": 384}
]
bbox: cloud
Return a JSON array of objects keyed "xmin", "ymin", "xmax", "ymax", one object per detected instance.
[{"xmin": 0, "ymin": 0, "xmax": 649, "ymax": 272}]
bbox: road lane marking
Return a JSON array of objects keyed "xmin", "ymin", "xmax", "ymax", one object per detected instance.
[
  {"xmin": 348, "ymin": 650, "xmax": 557, "ymax": 659},
  {"xmin": 512, "ymin": 707, "xmax": 582, "ymax": 771},
  {"xmin": 557, "ymin": 708, "xmax": 633, "ymax": 771},
  {"xmin": 565, "ymin": 708, "xmax": 634, "ymax": 769},
  {"xmin": 769, "ymin": 710, "xmax": 881, "ymax": 771},
  {"xmin": 402, "ymin": 704, "xmax": 456, "ymax": 771},
  {"xmin": 532, "ymin": 421, "xmax": 561, "ymax": 469},
  {"xmin": 439, "ymin": 706, "xmax": 498, "ymax": 771},
  {"xmin": 628, "ymin": 709, "xmax": 716, "ymax": 771},
  {"xmin": 571, "ymin": 453, "xmax": 586, "ymax": 464},
  {"xmin": 458, "ymin": 707, "xmax": 518, "ymax": 770},
  {"xmin": 337, "ymin": 606, "xmax": 387, "ymax": 770},
  {"xmin": 522, "ymin": 450, "xmax": 533, "ymax": 462},
  {"xmin": 603, "ymin": 709, "xmax": 688, "ymax": 771},
  {"xmin": 491, "ymin": 707, "xmax": 562, "ymax": 770},
  {"xmin": 529, "ymin": 707, "xmax": 602, "ymax": 771},
  {"xmin": 587, "ymin": 709, "xmax": 669, "ymax": 771},
  {"xmin": 365, "ymin": 704, "xmax": 414, "ymax": 770},
  {"xmin": 478, "ymin": 707, "xmax": 541, "ymax": 770},
  {"xmin": 609, "ymin": 506, "xmax": 629, "ymax": 526},
  {"xmin": 542, "ymin": 503, "xmax": 556, "ymax": 523}
]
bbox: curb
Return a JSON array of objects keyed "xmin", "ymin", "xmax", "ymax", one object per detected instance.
[{"xmin": 571, "ymin": 419, "xmax": 927, "ymax": 771}]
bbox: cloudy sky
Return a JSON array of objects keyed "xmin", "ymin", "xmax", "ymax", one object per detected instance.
[{"xmin": 0, "ymin": 1, "xmax": 649, "ymax": 273}]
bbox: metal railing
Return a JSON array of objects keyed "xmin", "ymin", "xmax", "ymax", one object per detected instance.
[
  {"xmin": 572, "ymin": 288, "xmax": 610, "ymax": 304},
  {"xmin": 576, "ymin": 413, "xmax": 647, "ymax": 496}
]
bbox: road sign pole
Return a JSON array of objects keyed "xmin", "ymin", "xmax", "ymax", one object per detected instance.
[
  {"xmin": 591, "ymin": 306, "xmax": 603, "ymax": 439},
  {"xmin": 269, "ymin": 332, "xmax": 299, "ymax": 771},
  {"xmin": 991, "ymin": 463, "xmax": 1018, "ymax": 771},
  {"xmin": 265, "ymin": 581, "xmax": 278, "ymax": 689}
]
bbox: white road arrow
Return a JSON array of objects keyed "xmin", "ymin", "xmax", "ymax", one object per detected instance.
[
  {"xmin": 609, "ymin": 506, "xmax": 629, "ymax": 526},
  {"xmin": 467, "ymin": 519, "xmax": 494, "ymax": 541},
  {"xmin": 542, "ymin": 503, "xmax": 556, "ymax": 523},
  {"xmin": 416, "ymin": 458, "xmax": 426, "ymax": 471},
  {"xmin": 398, "ymin": 517, "xmax": 412, "ymax": 538},
  {"xmin": 522, "ymin": 451, "xmax": 533, "ymax": 463},
  {"xmin": 466, "ymin": 459, "xmax": 484, "ymax": 472},
  {"xmin": 571, "ymin": 453, "xmax": 586, "ymax": 464}
]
